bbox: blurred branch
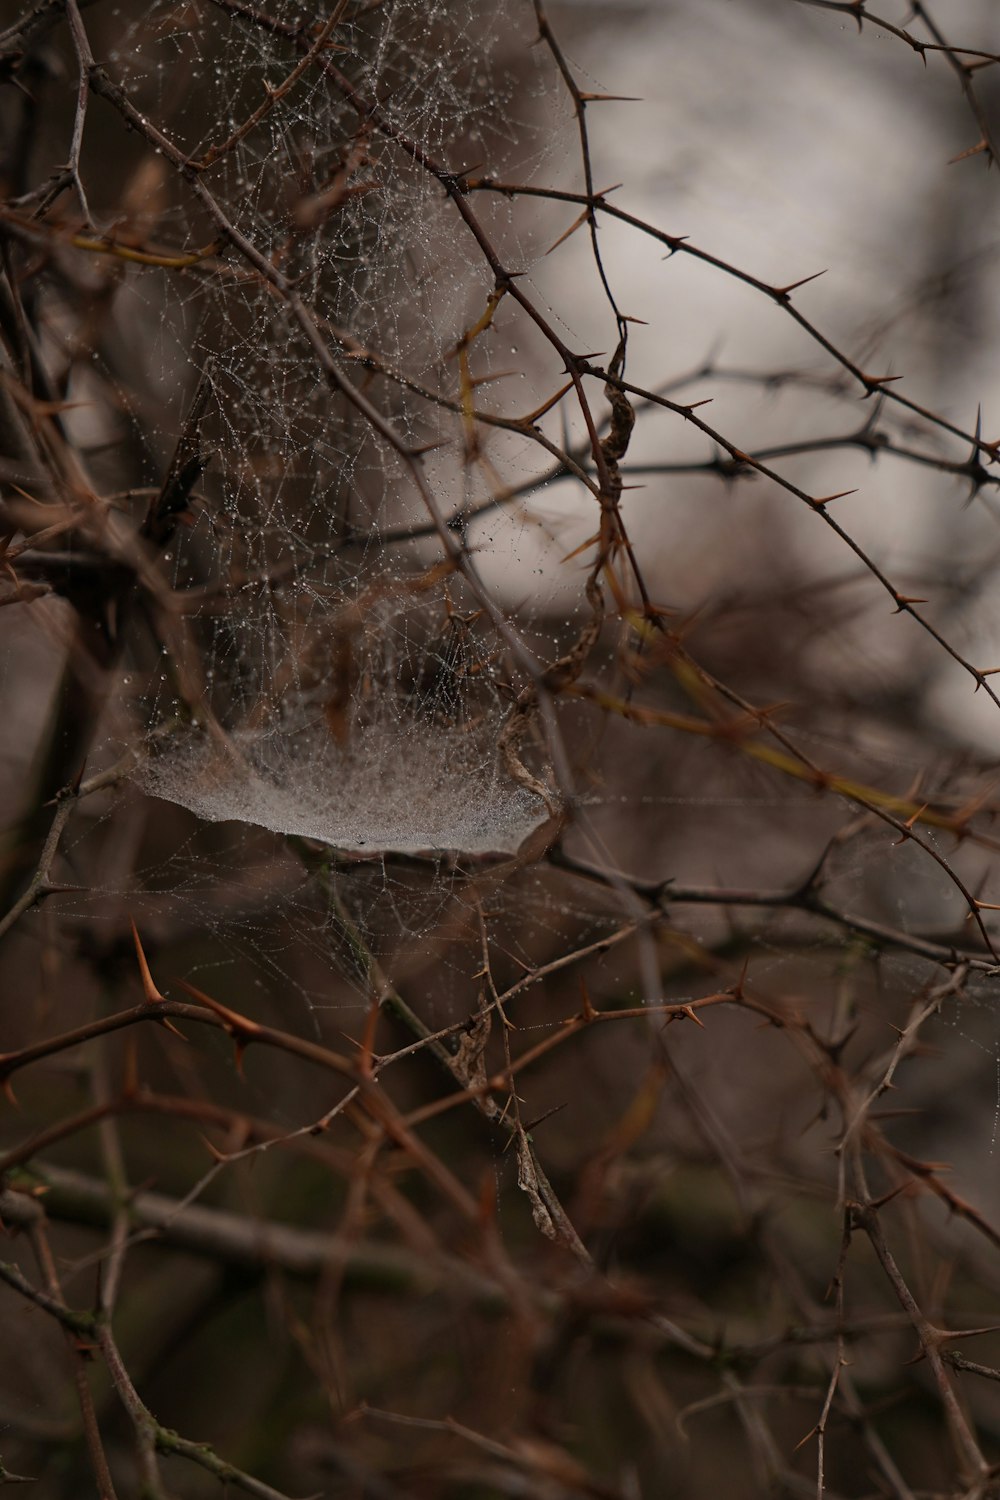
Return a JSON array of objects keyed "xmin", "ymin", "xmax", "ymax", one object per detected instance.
[{"xmin": 1, "ymin": 1164, "xmax": 500, "ymax": 1297}]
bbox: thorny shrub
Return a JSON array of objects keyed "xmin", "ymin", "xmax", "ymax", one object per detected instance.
[{"xmin": 3, "ymin": 1, "xmax": 1000, "ymax": 1497}]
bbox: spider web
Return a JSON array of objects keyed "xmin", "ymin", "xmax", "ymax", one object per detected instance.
[
  {"xmin": 98, "ymin": 0, "xmax": 570, "ymax": 857},
  {"xmin": 8, "ymin": 0, "xmax": 1000, "ymax": 1007}
]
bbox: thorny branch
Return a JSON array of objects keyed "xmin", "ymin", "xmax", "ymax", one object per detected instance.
[{"xmin": 4, "ymin": 1, "xmax": 1000, "ymax": 1497}]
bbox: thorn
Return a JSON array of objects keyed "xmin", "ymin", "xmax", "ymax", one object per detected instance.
[
  {"xmin": 949, "ymin": 138, "xmax": 989, "ymax": 165},
  {"xmin": 579, "ymin": 977, "xmax": 597, "ymax": 1022},
  {"xmin": 771, "ymin": 269, "xmax": 827, "ymax": 299},
  {"xmin": 174, "ymin": 978, "xmax": 260, "ymax": 1076},
  {"xmin": 577, "ymin": 92, "xmax": 641, "ymax": 102},
  {"xmin": 561, "ymin": 530, "xmax": 601, "ymax": 563},
  {"xmin": 130, "ymin": 917, "xmax": 165, "ymax": 1004},
  {"xmin": 175, "ymin": 977, "xmax": 261, "ymax": 1033},
  {"xmin": 517, "ymin": 379, "xmax": 574, "ymax": 426},
  {"xmin": 680, "ymin": 1004, "xmax": 705, "ymax": 1028},
  {"xmin": 867, "ymin": 1182, "xmax": 908, "ymax": 1211},
  {"xmin": 964, "ymin": 404, "xmax": 989, "ymax": 504},
  {"xmin": 200, "ymin": 1133, "xmax": 233, "ymax": 1163},
  {"xmin": 938, "ymin": 1323, "xmax": 1000, "ymax": 1343},
  {"xmin": 522, "ymin": 1101, "xmax": 569, "ymax": 1132},
  {"xmin": 892, "ymin": 594, "xmax": 928, "ymax": 612},
  {"xmin": 863, "ymin": 374, "xmax": 904, "ymax": 393},
  {"xmin": 545, "ymin": 207, "xmax": 590, "ymax": 255},
  {"xmin": 661, "ymin": 235, "xmax": 690, "ymax": 259},
  {"xmin": 903, "ymin": 803, "xmax": 929, "ymax": 831}
]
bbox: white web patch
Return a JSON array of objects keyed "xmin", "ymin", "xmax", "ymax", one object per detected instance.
[
  {"xmin": 141, "ymin": 730, "xmax": 543, "ymax": 854},
  {"xmin": 138, "ymin": 591, "xmax": 546, "ymax": 853}
]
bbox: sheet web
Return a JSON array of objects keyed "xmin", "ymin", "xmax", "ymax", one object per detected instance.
[{"xmin": 102, "ymin": 0, "xmax": 566, "ymax": 861}]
